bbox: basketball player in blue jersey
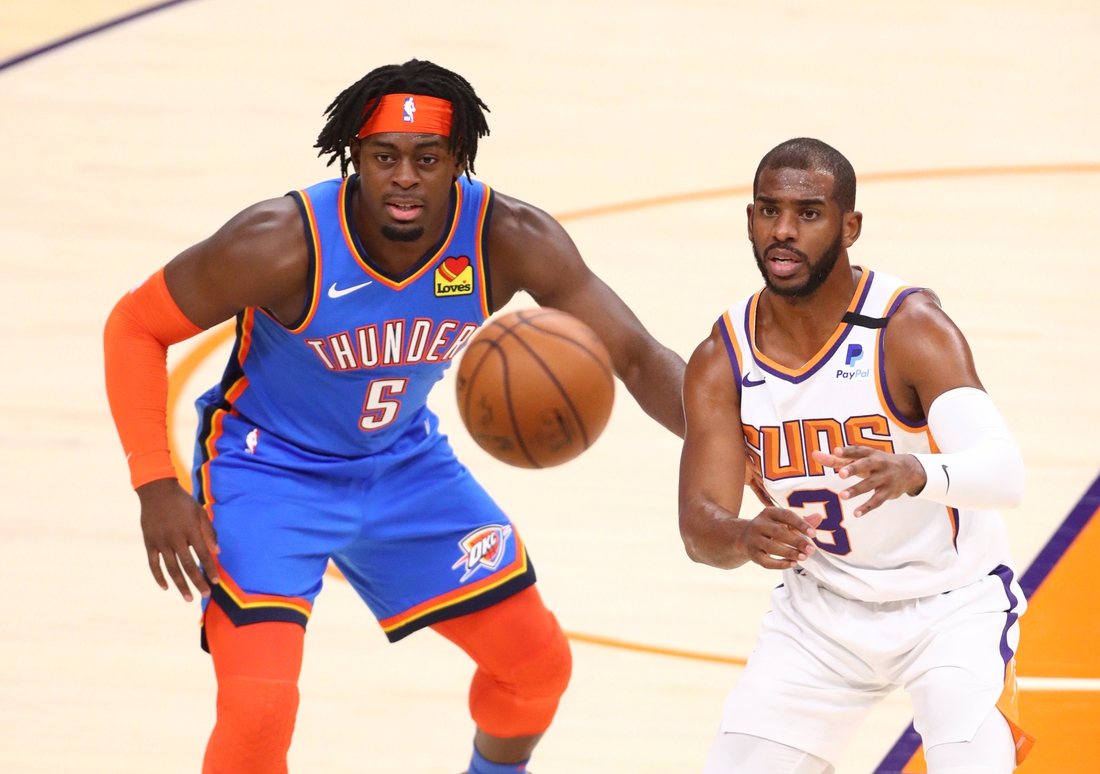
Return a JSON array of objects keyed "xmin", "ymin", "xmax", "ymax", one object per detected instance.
[
  {"xmin": 104, "ymin": 60, "xmax": 685, "ymax": 774},
  {"xmin": 679, "ymin": 139, "xmax": 1033, "ymax": 773}
]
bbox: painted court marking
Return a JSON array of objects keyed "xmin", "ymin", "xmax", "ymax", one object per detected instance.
[{"xmin": 163, "ymin": 163, "xmax": 1100, "ymax": 677}]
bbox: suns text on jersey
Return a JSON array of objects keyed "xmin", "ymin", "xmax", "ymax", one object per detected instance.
[
  {"xmin": 304, "ymin": 319, "xmax": 479, "ymax": 371},
  {"xmin": 743, "ymin": 414, "xmax": 897, "ymax": 481}
]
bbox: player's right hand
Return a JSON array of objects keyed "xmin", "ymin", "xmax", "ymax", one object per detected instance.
[
  {"xmin": 735, "ymin": 507, "xmax": 822, "ymax": 570},
  {"xmin": 136, "ymin": 478, "xmax": 220, "ymax": 602}
]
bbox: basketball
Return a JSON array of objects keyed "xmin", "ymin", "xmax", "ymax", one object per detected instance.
[{"xmin": 455, "ymin": 308, "xmax": 615, "ymax": 468}]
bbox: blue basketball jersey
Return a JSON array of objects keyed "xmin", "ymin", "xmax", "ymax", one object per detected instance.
[{"xmin": 215, "ymin": 174, "xmax": 494, "ymax": 457}]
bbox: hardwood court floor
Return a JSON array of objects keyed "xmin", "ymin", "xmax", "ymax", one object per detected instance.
[{"xmin": 1, "ymin": 2, "xmax": 1098, "ymax": 772}]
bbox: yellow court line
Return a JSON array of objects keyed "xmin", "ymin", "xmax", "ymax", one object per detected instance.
[
  {"xmin": 554, "ymin": 163, "xmax": 1100, "ymax": 222},
  {"xmin": 163, "ymin": 162, "xmax": 1100, "ymax": 663},
  {"xmin": 563, "ymin": 631, "xmax": 747, "ymax": 666}
]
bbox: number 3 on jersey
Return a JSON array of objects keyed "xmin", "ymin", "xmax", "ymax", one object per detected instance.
[
  {"xmin": 360, "ymin": 378, "xmax": 408, "ymax": 431},
  {"xmin": 787, "ymin": 489, "xmax": 852, "ymax": 556}
]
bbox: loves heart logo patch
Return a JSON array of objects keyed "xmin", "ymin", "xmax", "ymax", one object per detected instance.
[{"xmin": 435, "ymin": 255, "xmax": 474, "ymax": 297}]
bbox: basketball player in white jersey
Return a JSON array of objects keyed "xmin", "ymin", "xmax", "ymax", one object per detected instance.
[{"xmin": 679, "ymin": 139, "xmax": 1033, "ymax": 774}]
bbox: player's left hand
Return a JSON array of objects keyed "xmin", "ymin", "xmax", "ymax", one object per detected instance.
[{"xmin": 811, "ymin": 446, "xmax": 927, "ymax": 517}]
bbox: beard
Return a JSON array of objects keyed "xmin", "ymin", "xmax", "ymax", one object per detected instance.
[
  {"xmin": 380, "ymin": 224, "xmax": 425, "ymax": 243},
  {"xmin": 753, "ymin": 231, "xmax": 844, "ymax": 298}
]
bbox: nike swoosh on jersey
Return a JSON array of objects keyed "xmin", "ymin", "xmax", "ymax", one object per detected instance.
[
  {"xmin": 742, "ymin": 373, "xmax": 766, "ymax": 388},
  {"xmin": 327, "ymin": 281, "xmax": 372, "ymax": 298},
  {"xmin": 943, "ymin": 464, "xmax": 951, "ymax": 493}
]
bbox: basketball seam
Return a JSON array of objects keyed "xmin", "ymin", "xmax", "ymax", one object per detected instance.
[
  {"xmin": 498, "ymin": 343, "xmax": 541, "ymax": 468},
  {"xmin": 518, "ymin": 316, "xmax": 615, "ymax": 386},
  {"xmin": 498, "ymin": 326, "xmax": 591, "ymax": 450},
  {"xmin": 459, "ymin": 315, "xmax": 531, "ymax": 422},
  {"xmin": 460, "ymin": 340, "xmax": 497, "ymax": 422}
]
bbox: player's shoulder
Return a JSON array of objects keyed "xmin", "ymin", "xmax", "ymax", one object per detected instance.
[
  {"xmin": 685, "ymin": 321, "xmax": 740, "ymax": 404},
  {"xmin": 203, "ymin": 194, "xmax": 308, "ymax": 273},
  {"xmin": 218, "ymin": 195, "xmax": 304, "ymax": 243},
  {"xmin": 882, "ymin": 282, "xmax": 971, "ymax": 370},
  {"xmin": 486, "ymin": 190, "xmax": 561, "ymax": 243}
]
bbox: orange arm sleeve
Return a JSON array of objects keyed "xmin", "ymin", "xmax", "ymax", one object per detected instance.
[{"xmin": 104, "ymin": 268, "xmax": 204, "ymax": 489}]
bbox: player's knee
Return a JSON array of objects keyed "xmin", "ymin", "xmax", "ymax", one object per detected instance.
[
  {"xmin": 511, "ymin": 616, "xmax": 572, "ymax": 701},
  {"xmin": 203, "ymin": 675, "xmax": 299, "ymax": 774},
  {"xmin": 469, "ymin": 612, "xmax": 572, "ymax": 736}
]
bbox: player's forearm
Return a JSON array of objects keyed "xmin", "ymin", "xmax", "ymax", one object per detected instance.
[
  {"xmin": 679, "ymin": 500, "xmax": 750, "ymax": 569},
  {"xmin": 621, "ymin": 343, "xmax": 686, "ymax": 437},
  {"xmin": 911, "ymin": 387, "xmax": 1025, "ymax": 510},
  {"xmin": 103, "ymin": 268, "xmax": 203, "ymax": 488}
]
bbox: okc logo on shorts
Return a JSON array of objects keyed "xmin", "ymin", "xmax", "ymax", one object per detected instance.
[
  {"xmin": 452, "ymin": 524, "xmax": 513, "ymax": 582},
  {"xmin": 403, "ymin": 96, "xmax": 416, "ymax": 123}
]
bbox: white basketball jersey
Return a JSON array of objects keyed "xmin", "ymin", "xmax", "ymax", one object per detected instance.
[{"xmin": 720, "ymin": 268, "xmax": 1014, "ymax": 601}]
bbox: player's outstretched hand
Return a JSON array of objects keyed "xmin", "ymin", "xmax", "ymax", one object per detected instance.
[
  {"xmin": 811, "ymin": 446, "xmax": 927, "ymax": 517},
  {"xmin": 136, "ymin": 478, "xmax": 221, "ymax": 602},
  {"xmin": 735, "ymin": 507, "xmax": 822, "ymax": 570}
]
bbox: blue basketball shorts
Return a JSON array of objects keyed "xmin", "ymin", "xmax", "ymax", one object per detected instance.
[{"xmin": 191, "ymin": 387, "xmax": 535, "ymax": 644}]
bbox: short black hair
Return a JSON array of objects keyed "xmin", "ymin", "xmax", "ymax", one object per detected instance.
[
  {"xmin": 315, "ymin": 59, "xmax": 490, "ymax": 177},
  {"xmin": 753, "ymin": 138, "xmax": 856, "ymax": 212}
]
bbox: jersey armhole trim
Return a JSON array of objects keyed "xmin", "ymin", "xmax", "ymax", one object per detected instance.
[
  {"xmin": 874, "ymin": 286, "xmax": 927, "ymax": 432},
  {"xmin": 718, "ymin": 310, "xmax": 743, "ymax": 398},
  {"xmin": 278, "ymin": 190, "xmax": 322, "ymax": 333},
  {"xmin": 476, "ymin": 184, "xmax": 495, "ymax": 320}
]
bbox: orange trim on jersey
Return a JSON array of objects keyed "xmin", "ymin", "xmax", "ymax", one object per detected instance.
[
  {"xmin": 290, "ymin": 191, "xmax": 323, "ymax": 332},
  {"xmin": 235, "ymin": 307, "xmax": 256, "ymax": 365},
  {"xmin": 337, "ymin": 176, "xmax": 463, "ymax": 291},
  {"xmin": 720, "ymin": 310, "xmax": 744, "ymax": 372},
  {"xmin": 197, "ymin": 406, "xmax": 232, "ymax": 520},
  {"xmin": 475, "ymin": 183, "xmax": 494, "ymax": 320},
  {"xmin": 874, "ymin": 285, "xmax": 927, "ymax": 433},
  {"xmin": 224, "ymin": 375, "xmax": 249, "ymax": 404},
  {"xmin": 747, "ymin": 268, "xmax": 872, "ymax": 377},
  {"xmin": 378, "ymin": 531, "xmax": 529, "ymax": 634},
  {"xmin": 212, "ymin": 563, "xmax": 314, "ymax": 620}
]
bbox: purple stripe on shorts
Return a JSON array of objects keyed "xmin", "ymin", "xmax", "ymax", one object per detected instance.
[
  {"xmin": 875, "ymin": 471, "xmax": 1100, "ymax": 773},
  {"xmin": 989, "ymin": 564, "xmax": 1020, "ymax": 669}
]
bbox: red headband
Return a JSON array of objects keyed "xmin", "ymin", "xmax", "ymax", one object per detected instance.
[{"xmin": 356, "ymin": 94, "xmax": 454, "ymax": 139}]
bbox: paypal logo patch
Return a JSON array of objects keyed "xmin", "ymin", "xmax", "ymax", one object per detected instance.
[{"xmin": 837, "ymin": 343, "xmax": 870, "ymax": 381}]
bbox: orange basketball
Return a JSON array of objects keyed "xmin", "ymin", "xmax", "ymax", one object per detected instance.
[{"xmin": 455, "ymin": 308, "xmax": 615, "ymax": 468}]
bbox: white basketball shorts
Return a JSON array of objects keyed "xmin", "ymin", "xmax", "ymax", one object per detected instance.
[{"xmin": 719, "ymin": 565, "xmax": 1025, "ymax": 767}]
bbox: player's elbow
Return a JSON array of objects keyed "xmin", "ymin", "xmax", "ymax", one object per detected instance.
[
  {"xmin": 678, "ymin": 504, "xmax": 744, "ymax": 570},
  {"xmin": 678, "ymin": 506, "xmax": 710, "ymax": 565}
]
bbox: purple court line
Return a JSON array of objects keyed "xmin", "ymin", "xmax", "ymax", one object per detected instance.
[
  {"xmin": 873, "ymin": 471, "xmax": 1100, "ymax": 774},
  {"xmin": 0, "ymin": 0, "xmax": 199, "ymax": 73}
]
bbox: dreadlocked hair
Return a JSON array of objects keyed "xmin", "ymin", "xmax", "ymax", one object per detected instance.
[{"xmin": 315, "ymin": 59, "xmax": 490, "ymax": 177}]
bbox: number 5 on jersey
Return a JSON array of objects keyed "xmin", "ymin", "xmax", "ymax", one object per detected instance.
[{"xmin": 361, "ymin": 378, "xmax": 408, "ymax": 431}]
